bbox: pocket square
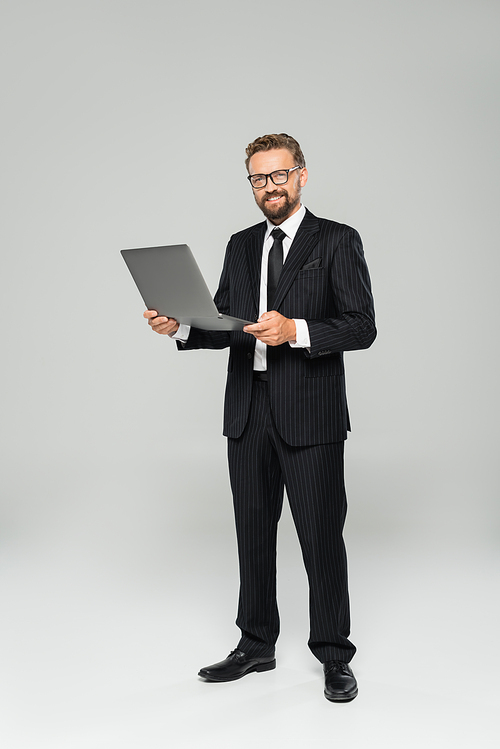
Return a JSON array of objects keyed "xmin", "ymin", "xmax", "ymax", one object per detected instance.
[{"xmin": 301, "ymin": 258, "xmax": 322, "ymax": 270}]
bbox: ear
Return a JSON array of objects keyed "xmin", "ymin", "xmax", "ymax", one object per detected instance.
[{"xmin": 299, "ymin": 167, "xmax": 308, "ymax": 187}]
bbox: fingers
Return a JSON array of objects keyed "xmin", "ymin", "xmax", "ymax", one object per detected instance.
[
  {"xmin": 243, "ymin": 323, "xmax": 259, "ymax": 334},
  {"xmin": 144, "ymin": 310, "xmax": 179, "ymax": 335},
  {"xmin": 245, "ymin": 325, "xmax": 282, "ymax": 345},
  {"xmin": 244, "ymin": 312, "xmax": 280, "ymax": 335},
  {"xmin": 243, "ymin": 310, "xmax": 279, "ymax": 334},
  {"xmin": 155, "ymin": 320, "xmax": 179, "ymax": 335},
  {"xmin": 258, "ymin": 310, "xmax": 279, "ymax": 322},
  {"xmin": 243, "ymin": 313, "xmax": 294, "ymax": 346}
]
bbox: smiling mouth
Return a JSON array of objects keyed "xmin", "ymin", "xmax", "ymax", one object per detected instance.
[{"xmin": 265, "ymin": 194, "xmax": 285, "ymax": 203}]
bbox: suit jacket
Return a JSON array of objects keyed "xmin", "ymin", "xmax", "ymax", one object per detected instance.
[{"xmin": 178, "ymin": 209, "xmax": 376, "ymax": 446}]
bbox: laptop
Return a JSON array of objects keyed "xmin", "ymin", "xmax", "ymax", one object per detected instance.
[{"xmin": 121, "ymin": 244, "xmax": 254, "ymax": 331}]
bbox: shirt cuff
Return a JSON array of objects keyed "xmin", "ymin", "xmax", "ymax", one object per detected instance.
[
  {"xmin": 289, "ymin": 319, "xmax": 310, "ymax": 349},
  {"xmin": 170, "ymin": 323, "xmax": 191, "ymax": 342}
]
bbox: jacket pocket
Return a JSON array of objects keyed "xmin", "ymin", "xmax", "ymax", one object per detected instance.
[
  {"xmin": 300, "ymin": 258, "xmax": 323, "ymax": 270},
  {"xmin": 296, "ymin": 267, "xmax": 324, "ymax": 278},
  {"xmin": 304, "ymin": 353, "xmax": 343, "ymax": 378}
]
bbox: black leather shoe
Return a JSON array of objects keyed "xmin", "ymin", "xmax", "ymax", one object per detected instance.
[
  {"xmin": 198, "ymin": 649, "xmax": 276, "ymax": 682},
  {"xmin": 323, "ymin": 661, "xmax": 358, "ymax": 702}
]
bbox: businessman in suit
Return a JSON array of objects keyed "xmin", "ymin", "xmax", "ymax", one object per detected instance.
[{"xmin": 144, "ymin": 133, "xmax": 376, "ymax": 702}]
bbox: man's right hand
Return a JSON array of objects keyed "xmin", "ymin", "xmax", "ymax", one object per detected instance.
[{"xmin": 143, "ymin": 309, "xmax": 180, "ymax": 336}]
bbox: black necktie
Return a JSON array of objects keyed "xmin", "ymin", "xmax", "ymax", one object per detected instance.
[{"xmin": 268, "ymin": 227, "xmax": 286, "ymax": 311}]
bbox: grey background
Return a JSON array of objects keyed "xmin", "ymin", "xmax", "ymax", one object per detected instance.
[{"xmin": 1, "ymin": 0, "xmax": 498, "ymax": 747}]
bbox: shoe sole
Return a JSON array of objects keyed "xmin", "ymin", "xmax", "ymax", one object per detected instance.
[
  {"xmin": 324, "ymin": 687, "xmax": 358, "ymax": 702},
  {"xmin": 198, "ymin": 659, "xmax": 276, "ymax": 682}
]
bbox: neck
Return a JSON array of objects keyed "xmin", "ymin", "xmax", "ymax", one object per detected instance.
[{"xmin": 269, "ymin": 202, "xmax": 302, "ymax": 226}]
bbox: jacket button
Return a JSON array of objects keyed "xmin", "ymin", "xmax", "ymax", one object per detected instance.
[{"xmin": 247, "ymin": 352, "xmax": 252, "ymax": 359}]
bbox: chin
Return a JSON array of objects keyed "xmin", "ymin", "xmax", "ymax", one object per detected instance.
[{"xmin": 261, "ymin": 198, "xmax": 298, "ymax": 222}]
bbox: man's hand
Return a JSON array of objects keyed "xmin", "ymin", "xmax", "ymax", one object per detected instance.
[
  {"xmin": 243, "ymin": 311, "xmax": 296, "ymax": 346},
  {"xmin": 143, "ymin": 309, "xmax": 180, "ymax": 336}
]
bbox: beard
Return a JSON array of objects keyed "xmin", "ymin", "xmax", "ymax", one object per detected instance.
[{"xmin": 254, "ymin": 187, "xmax": 301, "ymax": 223}]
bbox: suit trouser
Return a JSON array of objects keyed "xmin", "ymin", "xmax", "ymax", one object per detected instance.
[{"xmin": 227, "ymin": 379, "xmax": 356, "ymax": 664}]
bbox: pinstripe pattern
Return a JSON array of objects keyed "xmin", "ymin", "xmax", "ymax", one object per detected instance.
[
  {"xmin": 178, "ymin": 209, "xmax": 375, "ymax": 663},
  {"xmin": 179, "ymin": 209, "xmax": 376, "ymax": 445},
  {"xmin": 228, "ymin": 381, "xmax": 353, "ymax": 663}
]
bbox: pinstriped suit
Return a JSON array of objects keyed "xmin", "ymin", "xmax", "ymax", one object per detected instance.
[{"xmin": 179, "ymin": 208, "xmax": 376, "ymax": 662}]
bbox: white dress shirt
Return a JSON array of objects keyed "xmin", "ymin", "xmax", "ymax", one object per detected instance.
[
  {"xmin": 254, "ymin": 204, "xmax": 310, "ymax": 371},
  {"xmin": 174, "ymin": 204, "xmax": 311, "ymax": 367}
]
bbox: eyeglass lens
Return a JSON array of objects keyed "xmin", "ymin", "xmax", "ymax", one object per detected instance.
[{"xmin": 252, "ymin": 170, "xmax": 289, "ymax": 188}]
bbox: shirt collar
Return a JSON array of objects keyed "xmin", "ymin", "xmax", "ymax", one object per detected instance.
[{"xmin": 265, "ymin": 203, "xmax": 306, "ymax": 242}]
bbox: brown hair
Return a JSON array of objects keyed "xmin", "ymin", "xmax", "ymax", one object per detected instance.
[{"xmin": 245, "ymin": 133, "xmax": 306, "ymax": 171}]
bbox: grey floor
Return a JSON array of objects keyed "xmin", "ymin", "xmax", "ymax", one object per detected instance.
[{"xmin": 1, "ymin": 501, "xmax": 498, "ymax": 749}]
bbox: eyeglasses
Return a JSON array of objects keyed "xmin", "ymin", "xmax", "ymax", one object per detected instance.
[{"xmin": 247, "ymin": 166, "xmax": 302, "ymax": 189}]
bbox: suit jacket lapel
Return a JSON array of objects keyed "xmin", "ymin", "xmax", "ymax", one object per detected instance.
[
  {"xmin": 273, "ymin": 209, "xmax": 320, "ymax": 311},
  {"xmin": 245, "ymin": 222, "xmax": 266, "ymax": 312}
]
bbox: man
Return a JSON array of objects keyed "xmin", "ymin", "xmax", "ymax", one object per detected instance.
[{"xmin": 144, "ymin": 133, "xmax": 376, "ymax": 702}]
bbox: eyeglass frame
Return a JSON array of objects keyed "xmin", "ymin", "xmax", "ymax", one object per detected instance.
[{"xmin": 247, "ymin": 165, "xmax": 303, "ymax": 189}]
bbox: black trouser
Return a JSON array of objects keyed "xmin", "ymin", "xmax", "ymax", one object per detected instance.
[{"xmin": 227, "ymin": 380, "xmax": 355, "ymax": 664}]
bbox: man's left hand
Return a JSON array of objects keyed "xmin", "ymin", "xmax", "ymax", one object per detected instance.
[{"xmin": 243, "ymin": 311, "xmax": 296, "ymax": 346}]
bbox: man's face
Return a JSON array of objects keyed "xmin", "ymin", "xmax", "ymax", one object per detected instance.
[{"xmin": 248, "ymin": 148, "xmax": 308, "ymax": 224}]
